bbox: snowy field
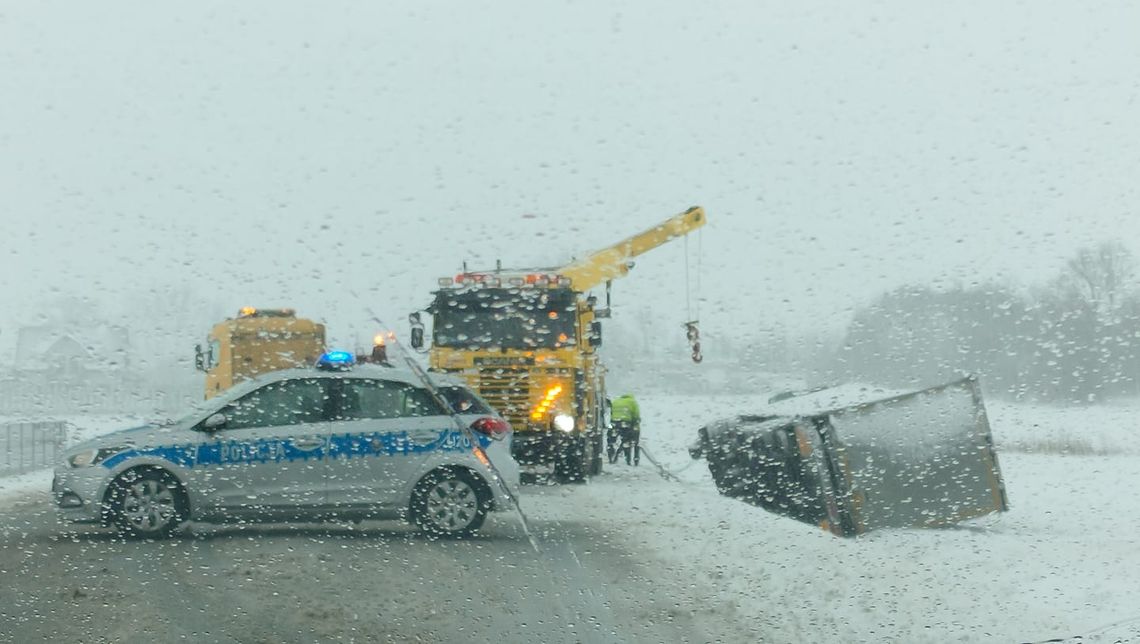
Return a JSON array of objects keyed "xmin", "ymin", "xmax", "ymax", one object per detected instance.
[
  {"xmin": 553, "ymin": 392, "xmax": 1140, "ymax": 642},
  {"xmin": 4, "ymin": 392, "xmax": 1140, "ymax": 642}
]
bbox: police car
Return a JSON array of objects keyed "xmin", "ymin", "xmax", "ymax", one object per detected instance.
[{"xmin": 52, "ymin": 353, "xmax": 521, "ymax": 538}]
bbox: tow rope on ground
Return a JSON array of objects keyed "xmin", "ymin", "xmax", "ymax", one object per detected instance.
[{"xmin": 635, "ymin": 444, "xmax": 692, "ymax": 485}]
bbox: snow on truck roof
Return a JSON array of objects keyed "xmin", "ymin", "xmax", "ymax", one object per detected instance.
[
  {"xmin": 764, "ymin": 382, "xmax": 911, "ymax": 417},
  {"xmin": 762, "ymin": 377, "xmax": 978, "ymax": 418}
]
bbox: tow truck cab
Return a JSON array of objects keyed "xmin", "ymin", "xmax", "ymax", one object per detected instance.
[{"xmin": 196, "ymin": 308, "xmax": 326, "ymax": 399}]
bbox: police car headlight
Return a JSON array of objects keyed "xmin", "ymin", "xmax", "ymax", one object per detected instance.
[
  {"xmin": 68, "ymin": 449, "xmax": 99, "ymax": 468},
  {"xmin": 68, "ymin": 447, "xmax": 125, "ymax": 468},
  {"xmin": 553, "ymin": 414, "xmax": 575, "ymax": 432}
]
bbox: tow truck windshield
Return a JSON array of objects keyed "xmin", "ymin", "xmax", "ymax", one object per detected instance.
[{"xmin": 432, "ymin": 288, "xmax": 577, "ymax": 350}]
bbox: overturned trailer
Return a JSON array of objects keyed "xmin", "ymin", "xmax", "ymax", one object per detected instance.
[{"xmin": 688, "ymin": 376, "xmax": 1008, "ymax": 537}]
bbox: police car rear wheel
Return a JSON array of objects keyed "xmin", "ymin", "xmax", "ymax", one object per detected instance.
[
  {"xmin": 412, "ymin": 470, "xmax": 488, "ymax": 537},
  {"xmin": 108, "ymin": 469, "xmax": 187, "ymax": 539}
]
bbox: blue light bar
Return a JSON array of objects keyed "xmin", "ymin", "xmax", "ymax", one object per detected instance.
[{"xmin": 316, "ymin": 350, "xmax": 355, "ymax": 370}]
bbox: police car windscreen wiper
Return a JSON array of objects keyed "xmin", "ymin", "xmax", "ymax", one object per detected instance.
[{"xmin": 366, "ymin": 308, "xmax": 539, "ymax": 552}]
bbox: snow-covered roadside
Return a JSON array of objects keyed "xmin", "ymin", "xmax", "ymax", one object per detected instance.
[
  {"xmin": 986, "ymin": 400, "xmax": 1140, "ymax": 455},
  {"xmin": 61, "ymin": 414, "xmax": 151, "ymax": 445},
  {"xmin": 533, "ymin": 392, "xmax": 1140, "ymax": 642},
  {"xmin": 0, "ymin": 413, "xmax": 150, "ymax": 446},
  {"xmin": 540, "ymin": 455, "xmax": 1140, "ymax": 642},
  {"xmin": 0, "ymin": 468, "xmax": 52, "ymax": 508},
  {"xmin": 0, "ymin": 415, "xmax": 148, "ymax": 510}
]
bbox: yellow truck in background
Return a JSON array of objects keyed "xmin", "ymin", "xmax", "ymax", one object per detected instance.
[
  {"xmin": 410, "ymin": 206, "xmax": 707, "ymax": 481},
  {"xmin": 195, "ymin": 308, "xmax": 326, "ymax": 399}
]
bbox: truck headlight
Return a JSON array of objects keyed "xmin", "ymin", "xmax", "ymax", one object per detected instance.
[{"xmin": 553, "ymin": 414, "xmax": 575, "ymax": 432}]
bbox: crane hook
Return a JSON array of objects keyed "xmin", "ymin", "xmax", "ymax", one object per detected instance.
[{"xmin": 684, "ymin": 321, "xmax": 702, "ymax": 363}]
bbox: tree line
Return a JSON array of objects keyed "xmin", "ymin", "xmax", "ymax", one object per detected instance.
[{"xmin": 833, "ymin": 242, "xmax": 1140, "ymax": 403}]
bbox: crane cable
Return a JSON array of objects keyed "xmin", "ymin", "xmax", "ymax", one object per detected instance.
[
  {"xmin": 684, "ymin": 229, "xmax": 703, "ymax": 363},
  {"xmin": 696, "ymin": 226, "xmax": 702, "ymax": 321},
  {"xmin": 683, "ymin": 230, "xmax": 702, "ymax": 321},
  {"xmin": 684, "ymin": 233, "xmax": 692, "ymax": 322}
]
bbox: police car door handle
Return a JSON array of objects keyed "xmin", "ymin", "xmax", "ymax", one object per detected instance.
[
  {"xmin": 408, "ymin": 429, "xmax": 440, "ymax": 442},
  {"xmin": 290, "ymin": 437, "xmax": 324, "ymax": 451}
]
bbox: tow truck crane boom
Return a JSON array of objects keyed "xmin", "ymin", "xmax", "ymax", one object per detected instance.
[{"xmin": 558, "ymin": 206, "xmax": 707, "ymax": 292}]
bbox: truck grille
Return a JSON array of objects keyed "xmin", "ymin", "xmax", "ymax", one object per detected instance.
[{"xmin": 477, "ymin": 368, "xmax": 531, "ymax": 429}]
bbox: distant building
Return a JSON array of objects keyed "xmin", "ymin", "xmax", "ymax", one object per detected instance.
[{"xmin": 14, "ymin": 324, "xmax": 130, "ymax": 374}]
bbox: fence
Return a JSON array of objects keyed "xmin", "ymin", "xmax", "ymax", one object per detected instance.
[
  {"xmin": 0, "ymin": 375, "xmax": 199, "ymax": 416},
  {"xmin": 1, "ymin": 421, "xmax": 69, "ymax": 475}
]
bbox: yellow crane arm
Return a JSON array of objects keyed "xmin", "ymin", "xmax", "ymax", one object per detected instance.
[{"xmin": 558, "ymin": 206, "xmax": 707, "ymax": 292}]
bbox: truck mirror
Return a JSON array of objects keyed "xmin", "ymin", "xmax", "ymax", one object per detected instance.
[
  {"xmin": 410, "ymin": 327, "xmax": 424, "ymax": 350},
  {"xmin": 194, "ymin": 344, "xmax": 206, "ymax": 371},
  {"xmin": 588, "ymin": 321, "xmax": 603, "ymax": 348}
]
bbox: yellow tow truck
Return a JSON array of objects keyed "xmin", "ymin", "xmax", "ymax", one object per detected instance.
[
  {"xmin": 195, "ymin": 307, "xmax": 326, "ymax": 399},
  {"xmin": 410, "ymin": 206, "xmax": 707, "ymax": 481}
]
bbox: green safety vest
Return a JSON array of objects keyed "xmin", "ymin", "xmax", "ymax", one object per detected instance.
[{"xmin": 611, "ymin": 396, "xmax": 640, "ymax": 423}]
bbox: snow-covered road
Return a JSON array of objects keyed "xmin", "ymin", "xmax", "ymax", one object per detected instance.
[
  {"xmin": 4, "ymin": 395, "xmax": 1140, "ymax": 642},
  {"xmin": 0, "ymin": 485, "xmax": 747, "ymax": 644}
]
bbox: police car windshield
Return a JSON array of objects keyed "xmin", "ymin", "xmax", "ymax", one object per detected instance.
[
  {"xmin": 432, "ymin": 288, "xmax": 577, "ymax": 349},
  {"xmin": 172, "ymin": 377, "xmax": 265, "ymax": 425}
]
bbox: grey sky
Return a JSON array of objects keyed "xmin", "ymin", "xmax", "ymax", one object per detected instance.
[{"xmin": 2, "ymin": 0, "xmax": 1138, "ymax": 360}]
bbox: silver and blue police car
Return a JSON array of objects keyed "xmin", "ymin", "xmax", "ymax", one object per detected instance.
[{"xmin": 52, "ymin": 353, "xmax": 520, "ymax": 538}]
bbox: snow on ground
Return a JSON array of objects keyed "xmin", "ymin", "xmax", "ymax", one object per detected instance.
[
  {"xmin": 986, "ymin": 400, "xmax": 1140, "ymax": 455},
  {"xmin": 0, "ymin": 468, "xmax": 53, "ymax": 508},
  {"xmin": 535, "ymin": 392, "xmax": 1140, "ymax": 642},
  {"xmin": 0, "ymin": 413, "xmax": 152, "ymax": 447},
  {"xmin": 6, "ymin": 391, "xmax": 1140, "ymax": 641},
  {"xmin": 0, "ymin": 414, "xmax": 160, "ymax": 507},
  {"xmin": 541, "ymin": 455, "xmax": 1140, "ymax": 642},
  {"xmin": 62, "ymin": 415, "xmax": 153, "ymax": 445}
]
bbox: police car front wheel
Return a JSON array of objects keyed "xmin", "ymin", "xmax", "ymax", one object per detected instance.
[
  {"xmin": 106, "ymin": 469, "xmax": 188, "ymax": 539},
  {"xmin": 411, "ymin": 469, "xmax": 490, "ymax": 538}
]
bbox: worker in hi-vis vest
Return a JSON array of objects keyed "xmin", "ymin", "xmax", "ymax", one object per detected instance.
[{"xmin": 609, "ymin": 394, "xmax": 641, "ymax": 466}]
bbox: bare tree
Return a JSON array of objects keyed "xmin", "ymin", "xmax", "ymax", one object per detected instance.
[{"xmin": 1055, "ymin": 241, "xmax": 1137, "ymax": 320}]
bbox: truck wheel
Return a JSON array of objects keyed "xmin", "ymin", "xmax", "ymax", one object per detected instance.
[
  {"xmin": 588, "ymin": 430, "xmax": 604, "ymax": 476},
  {"xmin": 556, "ymin": 437, "xmax": 589, "ymax": 484}
]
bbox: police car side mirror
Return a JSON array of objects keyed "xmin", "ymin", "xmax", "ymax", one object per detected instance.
[
  {"xmin": 194, "ymin": 344, "xmax": 206, "ymax": 371},
  {"xmin": 410, "ymin": 327, "xmax": 424, "ymax": 350},
  {"xmin": 202, "ymin": 412, "xmax": 227, "ymax": 432}
]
